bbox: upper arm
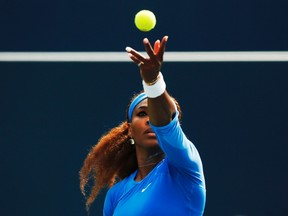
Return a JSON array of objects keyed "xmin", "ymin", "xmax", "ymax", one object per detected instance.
[{"xmin": 150, "ymin": 111, "xmax": 205, "ymax": 185}]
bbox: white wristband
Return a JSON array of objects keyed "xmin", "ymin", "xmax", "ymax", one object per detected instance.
[{"xmin": 142, "ymin": 72, "xmax": 166, "ymax": 98}]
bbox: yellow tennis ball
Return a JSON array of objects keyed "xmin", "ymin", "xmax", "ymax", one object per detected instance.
[{"xmin": 134, "ymin": 10, "xmax": 156, "ymax": 32}]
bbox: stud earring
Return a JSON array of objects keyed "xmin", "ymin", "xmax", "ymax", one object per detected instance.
[{"xmin": 130, "ymin": 138, "xmax": 135, "ymax": 145}]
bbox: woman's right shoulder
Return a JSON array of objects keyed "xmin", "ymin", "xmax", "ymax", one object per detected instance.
[
  {"xmin": 104, "ymin": 177, "xmax": 130, "ymax": 216},
  {"xmin": 107, "ymin": 172, "xmax": 136, "ymax": 198},
  {"xmin": 104, "ymin": 174, "xmax": 135, "ymax": 216}
]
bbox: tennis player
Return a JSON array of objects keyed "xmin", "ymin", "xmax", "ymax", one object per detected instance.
[{"xmin": 79, "ymin": 36, "xmax": 206, "ymax": 215}]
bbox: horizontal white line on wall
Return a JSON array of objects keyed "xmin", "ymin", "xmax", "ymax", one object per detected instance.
[{"xmin": 0, "ymin": 52, "xmax": 288, "ymax": 62}]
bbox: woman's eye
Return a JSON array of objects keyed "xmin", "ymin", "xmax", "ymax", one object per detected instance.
[{"xmin": 137, "ymin": 111, "xmax": 147, "ymax": 117}]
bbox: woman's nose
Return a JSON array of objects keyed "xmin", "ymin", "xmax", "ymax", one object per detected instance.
[{"xmin": 146, "ymin": 119, "xmax": 150, "ymax": 125}]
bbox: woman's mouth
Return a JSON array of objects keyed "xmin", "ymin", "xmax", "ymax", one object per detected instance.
[{"xmin": 144, "ymin": 129, "xmax": 155, "ymax": 135}]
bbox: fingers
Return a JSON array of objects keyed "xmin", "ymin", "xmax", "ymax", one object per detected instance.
[
  {"xmin": 125, "ymin": 46, "xmax": 146, "ymax": 63},
  {"xmin": 143, "ymin": 38, "xmax": 156, "ymax": 59},
  {"xmin": 143, "ymin": 36, "xmax": 168, "ymax": 60},
  {"xmin": 157, "ymin": 36, "xmax": 168, "ymax": 60},
  {"xmin": 125, "ymin": 36, "xmax": 168, "ymax": 65},
  {"xmin": 154, "ymin": 40, "xmax": 161, "ymax": 54}
]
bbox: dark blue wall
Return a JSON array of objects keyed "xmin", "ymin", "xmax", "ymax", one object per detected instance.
[
  {"xmin": 1, "ymin": 62, "xmax": 288, "ymax": 216},
  {"xmin": 1, "ymin": 0, "xmax": 288, "ymax": 215},
  {"xmin": 0, "ymin": 0, "xmax": 287, "ymax": 51}
]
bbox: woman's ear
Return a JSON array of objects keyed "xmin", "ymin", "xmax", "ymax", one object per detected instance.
[{"xmin": 128, "ymin": 123, "xmax": 132, "ymax": 137}]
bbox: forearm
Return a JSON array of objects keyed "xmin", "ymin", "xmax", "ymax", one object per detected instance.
[{"xmin": 148, "ymin": 91, "xmax": 176, "ymax": 127}]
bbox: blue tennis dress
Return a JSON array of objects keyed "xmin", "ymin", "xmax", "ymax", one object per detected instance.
[{"xmin": 104, "ymin": 111, "xmax": 206, "ymax": 216}]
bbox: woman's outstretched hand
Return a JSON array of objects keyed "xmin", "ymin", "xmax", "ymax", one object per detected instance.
[{"xmin": 125, "ymin": 36, "xmax": 168, "ymax": 84}]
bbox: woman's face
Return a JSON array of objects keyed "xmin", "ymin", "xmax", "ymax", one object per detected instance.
[{"xmin": 129, "ymin": 99, "xmax": 158, "ymax": 148}]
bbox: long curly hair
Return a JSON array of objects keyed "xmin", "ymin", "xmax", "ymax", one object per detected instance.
[{"xmin": 79, "ymin": 92, "xmax": 182, "ymax": 210}]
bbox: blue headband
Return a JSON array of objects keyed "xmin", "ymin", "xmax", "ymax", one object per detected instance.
[{"xmin": 128, "ymin": 92, "xmax": 147, "ymax": 122}]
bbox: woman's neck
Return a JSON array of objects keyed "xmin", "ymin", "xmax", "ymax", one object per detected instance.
[{"xmin": 135, "ymin": 150, "xmax": 165, "ymax": 181}]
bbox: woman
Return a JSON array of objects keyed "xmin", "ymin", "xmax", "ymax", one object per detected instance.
[{"xmin": 79, "ymin": 36, "xmax": 206, "ymax": 215}]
